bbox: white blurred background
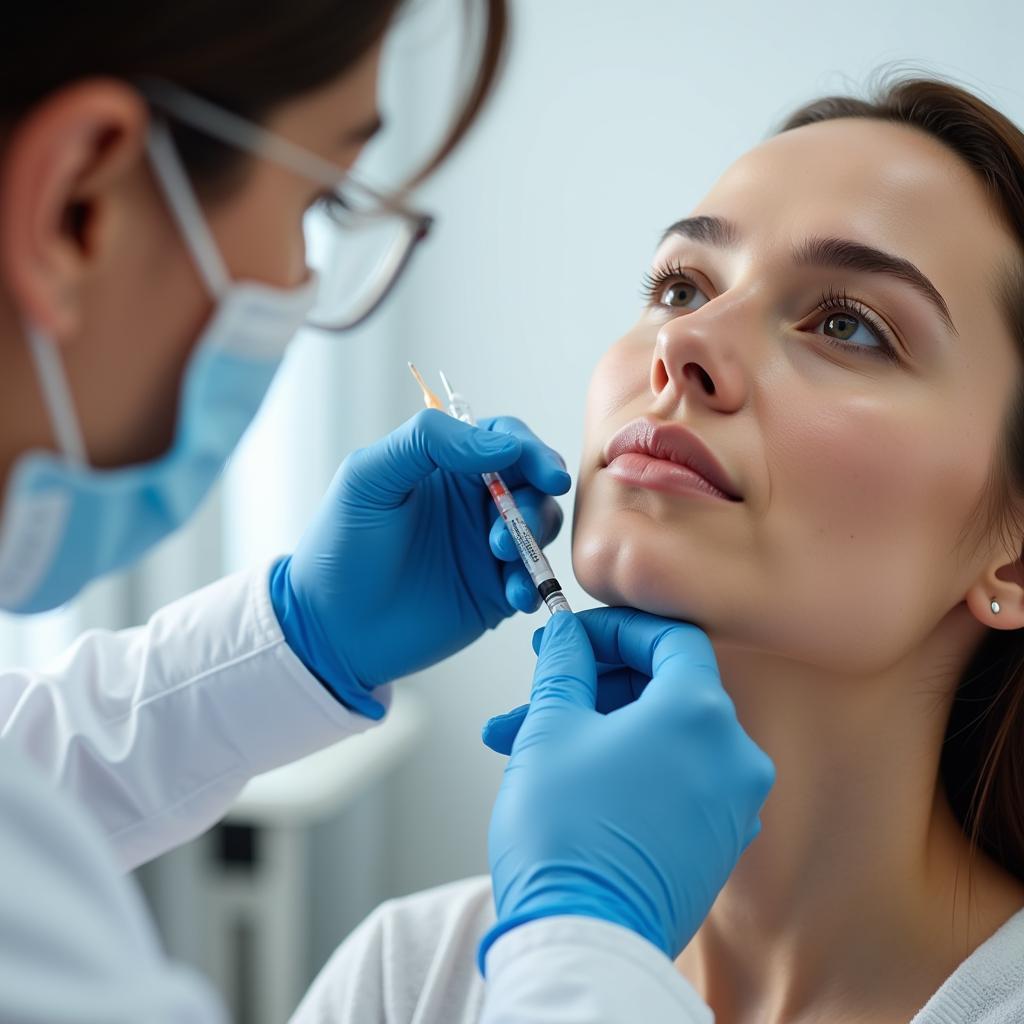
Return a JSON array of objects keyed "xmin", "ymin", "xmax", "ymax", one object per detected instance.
[{"xmin": 2, "ymin": 1, "xmax": 1023, "ymax": 1020}]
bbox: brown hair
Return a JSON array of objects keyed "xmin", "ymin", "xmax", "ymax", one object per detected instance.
[
  {"xmin": 0, "ymin": 1, "xmax": 508, "ymax": 191},
  {"xmin": 780, "ymin": 74, "xmax": 1024, "ymax": 884}
]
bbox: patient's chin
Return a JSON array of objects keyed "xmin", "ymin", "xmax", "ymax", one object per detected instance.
[{"xmin": 572, "ymin": 518, "xmax": 700, "ymax": 621}]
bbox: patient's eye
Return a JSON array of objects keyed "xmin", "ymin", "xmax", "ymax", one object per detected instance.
[
  {"xmin": 641, "ymin": 262, "xmax": 710, "ymax": 312},
  {"xmin": 663, "ymin": 279, "xmax": 707, "ymax": 309},
  {"xmin": 810, "ymin": 287, "xmax": 899, "ymax": 362},
  {"xmin": 821, "ymin": 313, "xmax": 869, "ymax": 343}
]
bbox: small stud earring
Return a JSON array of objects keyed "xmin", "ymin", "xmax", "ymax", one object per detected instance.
[{"xmin": 991, "ymin": 599, "xmax": 1002, "ymax": 615}]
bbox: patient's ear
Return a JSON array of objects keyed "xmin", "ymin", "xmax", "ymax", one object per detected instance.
[{"xmin": 965, "ymin": 546, "xmax": 1024, "ymax": 630}]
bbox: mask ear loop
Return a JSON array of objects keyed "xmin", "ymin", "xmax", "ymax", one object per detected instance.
[
  {"xmin": 144, "ymin": 117, "xmax": 231, "ymax": 300},
  {"xmin": 21, "ymin": 118, "xmax": 235, "ymax": 470},
  {"xmin": 23, "ymin": 321, "xmax": 89, "ymax": 467}
]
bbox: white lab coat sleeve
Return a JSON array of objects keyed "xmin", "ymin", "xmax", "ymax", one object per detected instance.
[
  {"xmin": 0, "ymin": 562, "xmax": 388, "ymax": 871},
  {"xmin": 0, "ymin": 739, "xmax": 227, "ymax": 1024},
  {"xmin": 482, "ymin": 917, "xmax": 715, "ymax": 1024}
]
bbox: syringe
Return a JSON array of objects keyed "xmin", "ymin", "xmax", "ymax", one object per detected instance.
[{"xmin": 407, "ymin": 363, "xmax": 572, "ymax": 616}]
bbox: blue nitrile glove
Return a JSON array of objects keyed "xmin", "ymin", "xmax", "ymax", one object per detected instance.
[
  {"xmin": 270, "ymin": 409, "xmax": 570, "ymax": 718},
  {"xmin": 480, "ymin": 608, "xmax": 775, "ymax": 970},
  {"xmin": 482, "ymin": 627, "xmax": 647, "ymax": 754}
]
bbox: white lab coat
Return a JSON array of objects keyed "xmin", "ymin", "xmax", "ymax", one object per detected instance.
[{"xmin": 0, "ymin": 564, "xmax": 710, "ymax": 1023}]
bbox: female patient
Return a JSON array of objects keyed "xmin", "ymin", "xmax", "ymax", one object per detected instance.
[{"xmin": 292, "ymin": 75, "xmax": 1024, "ymax": 1024}]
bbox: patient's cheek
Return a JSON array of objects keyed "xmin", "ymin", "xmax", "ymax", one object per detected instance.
[{"xmin": 586, "ymin": 337, "xmax": 653, "ymax": 424}]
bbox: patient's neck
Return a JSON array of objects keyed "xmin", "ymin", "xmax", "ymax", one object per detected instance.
[{"xmin": 675, "ymin": 606, "xmax": 1024, "ymax": 1024}]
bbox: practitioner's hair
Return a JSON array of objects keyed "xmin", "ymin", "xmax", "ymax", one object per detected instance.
[
  {"xmin": 0, "ymin": 0, "xmax": 507, "ymax": 195},
  {"xmin": 781, "ymin": 73, "xmax": 1024, "ymax": 885}
]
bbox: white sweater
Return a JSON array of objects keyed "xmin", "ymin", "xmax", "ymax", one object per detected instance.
[{"xmin": 291, "ymin": 875, "xmax": 1024, "ymax": 1024}]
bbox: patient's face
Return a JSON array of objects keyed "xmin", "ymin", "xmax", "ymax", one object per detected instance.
[{"xmin": 573, "ymin": 118, "xmax": 1022, "ymax": 673}]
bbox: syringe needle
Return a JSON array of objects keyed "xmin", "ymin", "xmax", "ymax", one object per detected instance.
[{"xmin": 408, "ymin": 362, "xmax": 445, "ymax": 411}]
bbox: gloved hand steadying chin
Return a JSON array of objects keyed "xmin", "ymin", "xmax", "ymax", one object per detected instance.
[
  {"xmin": 270, "ymin": 409, "xmax": 570, "ymax": 718},
  {"xmin": 480, "ymin": 608, "xmax": 775, "ymax": 970}
]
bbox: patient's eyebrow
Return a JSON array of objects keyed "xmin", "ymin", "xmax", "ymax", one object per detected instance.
[
  {"xmin": 660, "ymin": 215, "xmax": 740, "ymax": 248},
  {"xmin": 795, "ymin": 236, "xmax": 957, "ymax": 335}
]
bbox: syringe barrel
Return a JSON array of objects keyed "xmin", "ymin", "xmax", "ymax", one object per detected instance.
[
  {"xmin": 484, "ymin": 473, "xmax": 548, "ymax": 578},
  {"xmin": 447, "ymin": 389, "xmax": 572, "ymax": 614}
]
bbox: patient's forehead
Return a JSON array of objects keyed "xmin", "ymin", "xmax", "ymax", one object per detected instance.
[{"xmin": 687, "ymin": 117, "xmax": 1016, "ymax": 291}]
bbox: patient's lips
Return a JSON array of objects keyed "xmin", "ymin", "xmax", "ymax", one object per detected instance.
[{"xmin": 603, "ymin": 418, "xmax": 742, "ymax": 502}]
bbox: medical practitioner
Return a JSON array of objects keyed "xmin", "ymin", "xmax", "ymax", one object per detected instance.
[{"xmin": 0, "ymin": 3, "xmax": 773, "ymax": 1022}]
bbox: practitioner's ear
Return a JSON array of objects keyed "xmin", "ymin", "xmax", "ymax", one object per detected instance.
[{"xmin": 0, "ymin": 79, "xmax": 148, "ymax": 340}]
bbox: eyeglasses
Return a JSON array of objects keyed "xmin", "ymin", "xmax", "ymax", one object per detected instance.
[{"xmin": 137, "ymin": 78, "xmax": 434, "ymax": 332}]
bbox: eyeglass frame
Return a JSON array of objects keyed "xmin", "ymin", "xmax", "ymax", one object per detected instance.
[{"xmin": 135, "ymin": 77, "xmax": 435, "ymax": 332}]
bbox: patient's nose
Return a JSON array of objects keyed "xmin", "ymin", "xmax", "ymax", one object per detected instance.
[{"xmin": 651, "ymin": 313, "xmax": 748, "ymax": 413}]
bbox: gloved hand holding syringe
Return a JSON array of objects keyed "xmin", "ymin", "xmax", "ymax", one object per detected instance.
[{"xmin": 409, "ymin": 364, "xmax": 572, "ymax": 616}]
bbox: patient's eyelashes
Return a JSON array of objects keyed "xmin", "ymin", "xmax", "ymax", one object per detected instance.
[
  {"xmin": 809, "ymin": 286, "xmax": 900, "ymax": 363},
  {"xmin": 639, "ymin": 261, "xmax": 901, "ymax": 365},
  {"xmin": 640, "ymin": 262, "xmax": 710, "ymax": 311}
]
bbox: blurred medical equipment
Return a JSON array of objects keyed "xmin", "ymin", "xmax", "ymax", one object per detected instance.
[{"xmin": 144, "ymin": 691, "xmax": 425, "ymax": 1024}]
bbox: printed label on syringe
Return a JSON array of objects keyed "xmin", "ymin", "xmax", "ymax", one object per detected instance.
[
  {"xmin": 486, "ymin": 478, "xmax": 543, "ymax": 566},
  {"xmin": 507, "ymin": 516, "xmax": 542, "ymax": 565}
]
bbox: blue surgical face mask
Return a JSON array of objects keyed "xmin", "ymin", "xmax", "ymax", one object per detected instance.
[{"xmin": 0, "ymin": 120, "xmax": 318, "ymax": 613}]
